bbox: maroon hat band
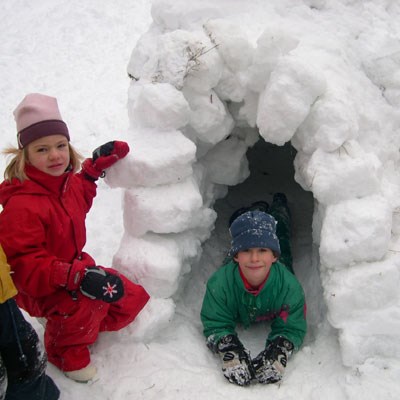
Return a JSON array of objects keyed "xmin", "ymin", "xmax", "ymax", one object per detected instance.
[{"xmin": 17, "ymin": 119, "xmax": 70, "ymax": 149}]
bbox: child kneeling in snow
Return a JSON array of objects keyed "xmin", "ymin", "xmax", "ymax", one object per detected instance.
[
  {"xmin": 201, "ymin": 194, "xmax": 306, "ymax": 386},
  {"xmin": 0, "ymin": 93, "xmax": 150, "ymax": 383}
]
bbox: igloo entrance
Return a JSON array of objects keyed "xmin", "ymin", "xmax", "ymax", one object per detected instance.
[{"xmin": 199, "ymin": 137, "xmax": 324, "ymax": 342}]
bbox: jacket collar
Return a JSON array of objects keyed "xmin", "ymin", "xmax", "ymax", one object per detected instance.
[
  {"xmin": 25, "ymin": 165, "xmax": 70, "ymax": 195},
  {"xmin": 24, "ymin": 164, "xmax": 70, "ymax": 196}
]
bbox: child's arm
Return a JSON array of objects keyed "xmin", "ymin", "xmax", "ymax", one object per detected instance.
[
  {"xmin": 268, "ymin": 282, "xmax": 307, "ymax": 349},
  {"xmin": 200, "ymin": 280, "xmax": 237, "ymax": 349},
  {"xmin": 201, "ymin": 281, "xmax": 253, "ymax": 386},
  {"xmin": 252, "ymin": 279, "xmax": 306, "ymax": 384},
  {"xmin": 76, "ymin": 140, "xmax": 130, "ymax": 213}
]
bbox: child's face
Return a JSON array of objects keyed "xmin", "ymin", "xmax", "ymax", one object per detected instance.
[
  {"xmin": 27, "ymin": 135, "xmax": 70, "ymax": 176},
  {"xmin": 234, "ymin": 248, "xmax": 277, "ymax": 288}
]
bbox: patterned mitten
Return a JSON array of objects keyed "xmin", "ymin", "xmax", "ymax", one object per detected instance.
[
  {"xmin": 80, "ymin": 267, "xmax": 124, "ymax": 303},
  {"xmin": 252, "ymin": 336, "xmax": 294, "ymax": 384},
  {"xmin": 217, "ymin": 334, "xmax": 253, "ymax": 386}
]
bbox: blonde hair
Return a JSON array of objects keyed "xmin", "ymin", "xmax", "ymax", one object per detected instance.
[{"xmin": 3, "ymin": 143, "xmax": 83, "ymax": 182}]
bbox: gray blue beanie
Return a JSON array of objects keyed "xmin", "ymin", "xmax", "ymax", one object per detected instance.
[{"xmin": 228, "ymin": 210, "xmax": 281, "ymax": 258}]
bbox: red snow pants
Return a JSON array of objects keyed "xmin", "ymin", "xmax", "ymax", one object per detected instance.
[{"xmin": 21, "ymin": 269, "xmax": 149, "ymax": 372}]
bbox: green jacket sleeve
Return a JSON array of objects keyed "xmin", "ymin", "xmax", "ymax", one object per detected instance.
[
  {"xmin": 200, "ymin": 268, "xmax": 237, "ymax": 349},
  {"xmin": 268, "ymin": 270, "xmax": 307, "ymax": 349}
]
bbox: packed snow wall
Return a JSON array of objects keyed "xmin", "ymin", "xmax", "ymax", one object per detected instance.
[{"xmin": 108, "ymin": 0, "xmax": 400, "ymax": 368}]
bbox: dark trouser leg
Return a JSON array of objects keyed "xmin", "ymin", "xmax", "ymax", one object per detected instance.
[
  {"xmin": 5, "ymin": 374, "xmax": 59, "ymax": 400},
  {"xmin": 0, "ymin": 355, "xmax": 6, "ymax": 400},
  {"xmin": 0, "ymin": 300, "xmax": 59, "ymax": 400},
  {"xmin": 268, "ymin": 194, "xmax": 294, "ymax": 274}
]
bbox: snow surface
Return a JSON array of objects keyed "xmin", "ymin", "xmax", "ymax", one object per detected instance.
[{"xmin": 1, "ymin": 0, "xmax": 400, "ymax": 399}]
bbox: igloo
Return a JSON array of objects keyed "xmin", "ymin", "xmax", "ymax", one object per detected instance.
[{"xmin": 108, "ymin": 0, "xmax": 400, "ymax": 368}]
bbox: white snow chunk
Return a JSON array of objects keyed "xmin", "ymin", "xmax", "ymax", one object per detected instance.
[
  {"xmin": 339, "ymin": 310, "xmax": 400, "ymax": 366},
  {"xmin": 127, "ymin": 30, "xmax": 159, "ymax": 81},
  {"xmin": 113, "ymin": 231, "xmax": 204, "ymax": 298},
  {"xmin": 256, "ymin": 54, "xmax": 326, "ymax": 146},
  {"xmin": 214, "ymin": 68, "xmax": 248, "ymax": 102},
  {"xmin": 203, "ymin": 19, "xmax": 254, "ymax": 72},
  {"xmin": 128, "ymin": 29, "xmax": 223, "ymax": 92},
  {"xmin": 292, "ymin": 90, "xmax": 359, "ymax": 154},
  {"xmin": 294, "ymin": 141, "xmax": 382, "ymax": 205},
  {"xmin": 183, "ymin": 88, "xmax": 234, "ymax": 145},
  {"xmin": 128, "ymin": 81, "xmax": 190, "ymax": 130},
  {"xmin": 199, "ymin": 136, "xmax": 249, "ymax": 186},
  {"xmin": 324, "ymin": 258, "xmax": 400, "ymax": 326},
  {"xmin": 104, "ymin": 129, "xmax": 196, "ymax": 188},
  {"xmin": 247, "ymin": 26, "xmax": 299, "ymax": 93},
  {"xmin": 121, "ymin": 297, "xmax": 176, "ymax": 342},
  {"xmin": 319, "ymin": 195, "xmax": 392, "ymax": 270},
  {"xmin": 363, "ymin": 51, "xmax": 400, "ymax": 107},
  {"xmin": 123, "ymin": 177, "xmax": 215, "ymax": 236}
]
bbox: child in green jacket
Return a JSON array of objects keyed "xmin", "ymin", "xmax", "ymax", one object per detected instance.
[{"xmin": 201, "ymin": 194, "xmax": 306, "ymax": 386}]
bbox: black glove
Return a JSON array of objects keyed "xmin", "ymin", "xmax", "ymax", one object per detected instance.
[
  {"xmin": 252, "ymin": 336, "xmax": 294, "ymax": 384},
  {"xmin": 217, "ymin": 334, "xmax": 253, "ymax": 386},
  {"xmin": 80, "ymin": 267, "xmax": 124, "ymax": 303}
]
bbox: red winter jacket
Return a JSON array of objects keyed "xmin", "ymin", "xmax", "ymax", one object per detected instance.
[{"xmin": 0, "ymin": 164, "xmax": 98, "ymax": 313}]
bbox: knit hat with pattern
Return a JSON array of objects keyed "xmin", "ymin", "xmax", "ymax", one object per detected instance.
[{"xmin": 228, "ymin": 210, "xmax": 281, "ymax": 257}]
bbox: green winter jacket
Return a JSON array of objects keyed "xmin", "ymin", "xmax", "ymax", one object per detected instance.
[{"xmin": 200, "ymin": 260, "xmax": 306, "ymax": 349}]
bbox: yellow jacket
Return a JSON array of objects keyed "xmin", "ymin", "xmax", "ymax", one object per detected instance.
[{"xmin": 0, "ymin": 245, "xmax": 17, "ymax": 303}]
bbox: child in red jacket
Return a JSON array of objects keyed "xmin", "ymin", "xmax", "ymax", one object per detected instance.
[{"xmin": 0, "ymin": 93, "xmax": 150, "ymax": 383}]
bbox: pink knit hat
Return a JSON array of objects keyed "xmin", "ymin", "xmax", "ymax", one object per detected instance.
[{"xmin": 14, "ymin": 93, "xmax": 70, "ymax": 149}]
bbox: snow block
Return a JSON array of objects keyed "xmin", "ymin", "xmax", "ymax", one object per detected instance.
[
  {"xmin": 247, "ymin": 25, "xmax": 299, "ymax": 93},
  {"xmin": 203, "ymin": 19, "xmax": 254, "ymax": 72},
  {"xmin": 120, "ymin": 297, "xmax": 176, "ymax": 343},
  {"xmin": 319, "ymin": 195, "xmax": 392, "ymax": 269},
  {"xmin": 113, "ymin": 231, "xmax": 203, "ymax": 298},
  {"xmin": 123, "ymin": 177, "xmax": 216, "ymax": 236},
  {"xmin": 199, "ymin": 136, "xmax": 249, "ymax": 185},
  {"xmin": 294, "ymin": 141, "xmax": 382, "ymax": 205},
  {"xmin": 214, "ymin": 68, "xmax": 248, "ymax": 102},
  {"xmin": 128, "ymin": 82, "xmax": 190, "ymax": 130},
  {"xmin": 133, "ymin": 29, "xmax": 223, "ymax": 92},
  {"xmin": 105, "ymin": 129, "xmax": 196, "ymax": 188},
  {"xmin": 363, "ymin": 51, "xmax": 400, "ymax": 107},
  {"xmin": 127, "ymin": 30, "xmax": 159, "ymax": 82},
  {"xmin": 183, "ymin": 88, "xmax": 234, "ymax": 145},
  {"xmin": 292, "ymin": 90, "xmax": 359, "ymax": 154},
  {"xmin": 256, "ymin": 54, "xmax": 326, "ymax": 146},
  {"xmin": 339, "ymin": 312, "xmax": 400, "ymax": 366},
  {"xmin": 324, "ymin": 258, "xmax": 400, "ymax": 326}
]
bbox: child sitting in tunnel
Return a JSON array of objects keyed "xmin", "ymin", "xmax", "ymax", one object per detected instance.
[{"xmin": 201, "ymin": 193, "xmax": 306, "ymax": 386}]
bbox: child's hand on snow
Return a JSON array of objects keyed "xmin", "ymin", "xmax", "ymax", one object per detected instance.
[
  {"xmin": 252, "ymin": 336, "xmax": 293, "ymax": 384},
  {"xmin": 217, "ymin": 334, "xmax": 253, "ymax": 386}
]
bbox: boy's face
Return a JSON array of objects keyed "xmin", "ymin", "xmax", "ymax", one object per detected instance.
[{"xmin": 234, "ymin": 248, "xmax": 277, "ymax": 288}]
